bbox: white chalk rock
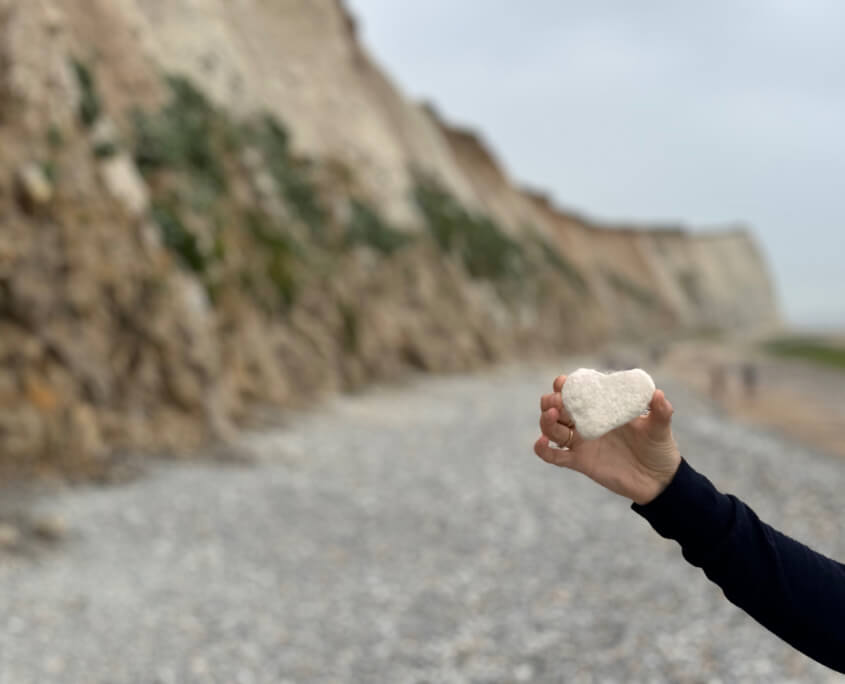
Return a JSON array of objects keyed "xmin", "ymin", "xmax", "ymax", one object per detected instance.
[{"xmin": 561, "ymin": 368, "xmax": 655, "ymax": 441}]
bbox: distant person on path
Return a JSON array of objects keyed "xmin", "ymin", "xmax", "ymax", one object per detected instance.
[
  {"xmin": 741, "ymin": 361, "xmax": 758, "ymax": 398},
  {"xmin": 534, "ymin": 374, "xmax": 845, "ymax": 674},
  {"xmin": 709, "ymin": 363, "xmax": 726, "ymax": 400},
  {"xmin": 648, "ymin": 343, "xmax": 666, "ymax": 365}
]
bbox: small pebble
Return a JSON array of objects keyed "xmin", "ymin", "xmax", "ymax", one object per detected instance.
[
  {"xmin": 32, "ymin": 515, "xmax": 67, "ymax": 542},
  {"xmin": 0, "ymin": 522, "xmax": 21, "ymax": 548}
]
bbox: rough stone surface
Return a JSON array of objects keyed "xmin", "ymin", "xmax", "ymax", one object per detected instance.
[
  {"xmin": 15, "ymin": 162, "xmax": 53, "ymax": 209},
  {"xmin": 562, "ymin": 368, "xmax": 656, "ymax": 441},
  {"xmin": 98, "ymin": 153, "xmax": 149, "ymax": 216},
  {"xmin": 0, "ymin": 363, "xmax": 841, "ymax": 683}
]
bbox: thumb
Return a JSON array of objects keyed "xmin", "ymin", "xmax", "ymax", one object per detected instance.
[{"xmin": 646, "ymin": 389, "xmax": 674, "ymax": 441}]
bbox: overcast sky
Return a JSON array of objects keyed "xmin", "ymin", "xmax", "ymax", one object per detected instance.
[{"xmin": 346, "ymin": 0, "xmax": 844, "ymax": 329}]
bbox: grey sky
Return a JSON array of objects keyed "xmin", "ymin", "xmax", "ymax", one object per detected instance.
[{"xmin": 346, "ymin": 0, "xmax": 844, "ymax": 329}]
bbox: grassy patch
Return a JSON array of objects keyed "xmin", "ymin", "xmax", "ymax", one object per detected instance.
[
  {"xmin": 338, "ymin": 303, "xmax": 359, "ymax": 352},
  {"xmin": 413, "ymin": 178, "xmax": 523, "ymax": 280},
  {"xmin": 150, "ymin": 201, "xmax": 210, "ymax": 275},
  {"xmin": 129, "ymin": 74, "xmax": 330, "ymax": 311},
  {"xmin": 534, "ymin": 237, "xmax": 589, "ymax": 294},
  {"xmin": 763, "ymin": 337, "xmax": 845, "ymax": 370},
  {"xmin": 47, "ymin": 125, "xmax": 64, "ymax": 150},
  {"xmin": 71, "ymin": 59, "xmax": 101, "ymax": 128},
  {"xmin": 345, "ymin": 199, "xmax": 410, "ymax": 255},
  {"xmin": 604, "ymin": 270, "xmax": 658, "ymax": 309},
  {"xmin": 39, "ymin": 160, "xmax": 58, "ymax": 184},
  {"xmin": 691, "ymin": 325, "xmax": 725, "ymax": 341},
  {"xmin": 246, "ymin": 212, "xmax": 304, "ymax": 311},
  {"xmin": 412, "ymin": 180, "xmax": 465, "ymax": 251},
  {"xmin": 242, "ymin": 115, "xmax": 326, "ymax": 237},
  {"xmin": 132, "ymin": 76, "xmax": 228, "ymax": 202},
  {"xmin": 461, "ymin": 215, "xmax": 523, "ymax": 280},
  {"xmin": 677, "ymin": 270, "xmax": 702, "ymax": 306},
  {"xmin": 93, "ymin": 141, "xmax": 118, "ymax": 159}
]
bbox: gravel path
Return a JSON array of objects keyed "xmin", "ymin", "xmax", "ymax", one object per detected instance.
[{"xmin": 0, "ymin": 361, "xmax": 843, "ymax": 683}]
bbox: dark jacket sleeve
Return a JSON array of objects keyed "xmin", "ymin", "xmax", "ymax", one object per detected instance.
[{"xmin": 631, "ymin": 458, "xmax": 845, "ymax": 674}]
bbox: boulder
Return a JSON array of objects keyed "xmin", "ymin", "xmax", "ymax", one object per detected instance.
[{"xmin": 15, "ymin": 162, "xmax": 53, "ymax": 211}]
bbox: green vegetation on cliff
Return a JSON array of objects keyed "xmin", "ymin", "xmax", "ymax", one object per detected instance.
[
  {"xmin": 67, "ymin": 65, "xmax": 597, "ymax": 329},
  {"xmin": 603, "ymin": 269, "xmax": 658, "ymax": 309},
  {"xmin": 133, "ymin": 75, "xmax": 229, "ymax": 203},
  {"xmin": 763, "ymin": 337, "xmax": 845, "ymax": 370},
  {"xmin": 149, "ymin": 200, "xmax": 211, "ymax": 275},
  {"xmin": 677, "ymin": 269, "xmax": 702, "ymax": 306},
  {"xmin": 345, "ymin": 199, "xmax": 410, "ymax": 255},
  {"xmin": 129, "ymin": 76, "xmax": 320, "ymax": 310},
  {"xmin": 241, "ymin": 116, "xmax": 327, "ymax": 237},
  {"xmin": 531, "ymin": 236, "xmax": 589, "ymax": 294},
  {"xmin": 71, "ymin": 59, "xmax": 102, "ymax": 128},
  {"xmin": 120, "ymin": 70, "xmax": 595, "ymax": 316},
  {"xmin": 413, "ymin": 178, "xmax": 524, "ymax": 281},
  {"xmin": 244, "ymin": 211, "xmax": 303, "ymax": 311}
]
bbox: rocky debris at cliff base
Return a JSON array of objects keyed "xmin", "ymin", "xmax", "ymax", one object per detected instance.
[
  {"xmin": 31, "ymin": 514, "xmax": 68, "ymax": 542},
  {"xmin": 15, "ymin": 163, "xmax": 53, "ymax": 211},
  {"xmin": 0, "ymin": 511, "xmax": 69, "ymax": 555},
  {"xmin": 0, "ymin": 523, "xmax": 21, "ymax": 549},
  {"xmin": 0, "ymin": 365, "xmax": 838, "ymax": 682}
]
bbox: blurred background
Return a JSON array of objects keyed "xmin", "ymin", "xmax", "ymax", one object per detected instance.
[{"xmin": 0, "ymin": 0, "xmax": 842, "ymax": 682}]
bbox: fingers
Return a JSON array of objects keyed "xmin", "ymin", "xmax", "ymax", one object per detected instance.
[
  {"xmin": 540, "ymin": 391, "xmax": 574, "ymax": 426},
  {"xmin": 540, "ymin": 392, "xmax": 558, "ymax": 411},
  {"xmin": 540, "ymin": 392, "xmax": 560, "ymax": 412},
  {"xmin": 534, "ymin": 435, "xmax": 576, "ymax": 468},
  {"xmin": 540, "ymin": 408, "xmax": 581, "ymax": 449},
  {"xmin": 553, "ymin": 374, "xmax": 567, "ymax": 392},
  {"xmin": 646, "ymin": 389, "xmax": 674, "ymax": 440}
]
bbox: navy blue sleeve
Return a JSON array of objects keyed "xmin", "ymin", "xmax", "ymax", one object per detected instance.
[{"xmin": 631, "ymin": 458, "xmax": 845, "ymax": 674}]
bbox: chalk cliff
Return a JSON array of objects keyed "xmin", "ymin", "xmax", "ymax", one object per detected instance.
[{"xmin": 0, "ymin": 0, "xmax": 778, "ymax": 474}]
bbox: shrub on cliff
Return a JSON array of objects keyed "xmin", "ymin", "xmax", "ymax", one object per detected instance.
[
  {"xmin": 132, "ymin": 76, "xmax": 228, "ymax": 204},
  {"xmin": 241, "ymin": 115, "xmax": 327, "ymax": 238},
  {"xmin": 128, "ymin": 75, "xmax": 328, "ymax": 311},
  {"xmin": 244, "ymin": 211, "xmax": 305, "ymax": 312},
  {"xmin": 344, "ymin": 199, "xmax": 410, "ymax": 255},
  {"xmin": 531, "ymin": 236, "xmax": 589, "ymax": 294},
  {"xmin": 603, "ymin": 269, "xmax": 658, "ymax": 309},
  {"xmin": 149, "ymin": 200, "xmax": 213, "ymax": 275},
  {"xmin": 412, "ymin": 178, "xmax": 524, "ymax": 281},
  {"xmin": 71, "ymin": 59, "xmax": 102, "ymax": 128}
]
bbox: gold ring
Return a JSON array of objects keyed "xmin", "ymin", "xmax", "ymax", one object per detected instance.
[{"xmin": 563, "ymin": 426, "xmax": 575, "ymax": 449}]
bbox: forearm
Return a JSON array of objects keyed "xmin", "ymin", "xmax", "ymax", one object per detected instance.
[{"xmin": 631, "ymin": 458, "xmax": 845, "ymax": 674}]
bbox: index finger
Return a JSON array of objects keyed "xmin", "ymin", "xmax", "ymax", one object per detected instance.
[
  {"xmin": 540, "ymin": 392, "xmax": 561, "ymax": 412},
  {"xmin": 553, "ymin": 374, "xmax": 567, "ymax": 392},
  {"xmin": 540, "ymin": 390, "xmax": 574, "ymax": 426}
]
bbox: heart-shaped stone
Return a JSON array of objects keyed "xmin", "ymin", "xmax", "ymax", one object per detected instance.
[{"xmin": 561, "ymin": 368, "xmax": 655, "ymax": 441}]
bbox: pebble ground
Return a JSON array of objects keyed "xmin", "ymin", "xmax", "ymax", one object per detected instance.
[{"xmin": 0, "ymin": 361, "xmax": 843, "ymax": 683}]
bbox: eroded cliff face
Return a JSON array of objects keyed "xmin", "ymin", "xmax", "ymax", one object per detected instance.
[{"xmin": 0, "ymin": 0, "xmax": 778, "ymax": 474}]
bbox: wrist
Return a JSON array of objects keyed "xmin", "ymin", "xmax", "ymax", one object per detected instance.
[{"xmin": 633, "ymin": 456, "xmax": 681, "ymax": 506}]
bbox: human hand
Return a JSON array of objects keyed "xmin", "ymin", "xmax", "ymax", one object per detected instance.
[{"xmin": 534, "ymin": 374, "xmax": 682, "ymax": 505}]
